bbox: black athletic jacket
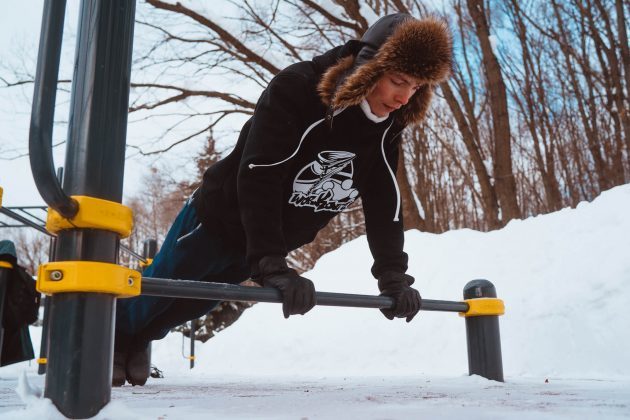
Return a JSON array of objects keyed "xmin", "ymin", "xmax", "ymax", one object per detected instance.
[{"xmin": 194, "ymin": 41, "xmax": 409, "ymax": 278}]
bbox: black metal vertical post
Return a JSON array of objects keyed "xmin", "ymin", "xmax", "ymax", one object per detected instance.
[
  {"xmin": 140, "ymin": 238, "xmax": 157, "ymax": 372},
  {"xmin": 37, "ymin": 295, "xmax": 50, "ymax": 374},
  {"xmin": 463, "ymin": 279, "xmax": 504, "ymax": 382},
  {"xmin": 190, "ymin": 319, "xmax": 196, "ymax": 369},
  {"xmin": 43, "ymin": 1, "xmax": 136, "ymax": 418},
  {"xmin": 143, "ymin": 239, "xmax": 157, "ymax": 261},
  {"xmin": 38, "ymin": 168, "xmax": 62, "ymax": 376},
  {"xmin": 0, "ymin": 263, "xmax": 12, "ymax": 353}
]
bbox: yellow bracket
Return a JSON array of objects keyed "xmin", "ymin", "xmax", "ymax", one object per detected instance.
[
  {"xmin": 0, "ymin": 186, "xmax": 3, "ymax": 208},
  {"xmin": 37, "ymin": 261, "xmax": 141, "ymax": 298},
  {"xmin": 46, "ymin": 195, "xmax": 133, "ymax": 238},
  {"xmin": 139, "ymin": 258, "xmax": 153, "ymax": 269},
  {"xmin": 0, "ymin": 261, "xmax": 13, "ymax": 269},
  {"xmin": 185, "ymin": 356, "xmax": 196, "ymax": 361},
  {"xmin": 460, "ymin": 298, "xmax": 505, "ymax": 317},
  {"xmin": 37, "ymin": 358, "xmax": 47, "ymax": 365}
]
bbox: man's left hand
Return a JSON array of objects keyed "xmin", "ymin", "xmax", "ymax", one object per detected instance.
[{"xmin": 378, "ymin": 271, "xmax": 422, "ymax": 322}]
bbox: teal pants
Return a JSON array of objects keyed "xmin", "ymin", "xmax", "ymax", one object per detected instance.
[{"xmin": 115, "ymin": 201, "xmax": 249, "ymax": 350}]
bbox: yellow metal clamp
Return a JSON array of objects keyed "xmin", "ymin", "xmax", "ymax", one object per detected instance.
[
  {"xmin": 0, "ymin": 186, "xmax": 3, "ymax": 208},
  {"xmin": 37, "ymin": 358, "xmax": 47, "ymax": 365},
  {"xmin": 139, "ymin": 258, "xmax": 153, "ymax": 269},
  {"xmin": 46, "ymin": 195, "xmax": 133, "ymax": 238},
  {"xmin": 0, "ymin": 261, "xmax": 13, "ymax": 269},
  {"xmin": 37, "ymin": 261, "xmax": 141, "ymax": 298},
  {"xmin": 460, "ymin": 298, "xmax": 505, "ymax": 317}
]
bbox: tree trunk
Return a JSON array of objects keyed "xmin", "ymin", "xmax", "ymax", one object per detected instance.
[
  {"xmin": 397, "ymin": 145, "xmax": 425, "ymax": 231},
  {"xmin": 441, "ymin": 82, "xmax": 501, "ymax": 229},
  {"xmin": 506, "ymin": 0, "xmax": 563, "ymax": 212},
  {"xmin": 467, "ymin": 0, "xmax": 521, "ymax": 224}
]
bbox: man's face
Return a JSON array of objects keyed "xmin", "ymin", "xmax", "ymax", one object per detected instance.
[{"xmin": 365, "ymin": 72, "xmax": 422, "ymax": 117}]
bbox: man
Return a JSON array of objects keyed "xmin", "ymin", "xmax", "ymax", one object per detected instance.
[
  {"xmin": 0, "ymin": 240, "xmax": 39, "ymax": 367},
  {"xmin": 115, "ymin": 13, "xmax": 453, "ymax": 386}
]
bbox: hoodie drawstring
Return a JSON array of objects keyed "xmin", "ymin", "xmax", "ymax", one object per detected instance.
[
  {"xmin": 380, "ymin": 120, "xmax": 401, "ymax": 222},
  {"xmin": 248, "ymin": 107, "xmax": 347, "ymax": 170}
]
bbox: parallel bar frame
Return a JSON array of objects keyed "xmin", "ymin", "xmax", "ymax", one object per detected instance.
[{"xmin": 141, "ymin": 277, "xmax": 470, "ymax": 313}]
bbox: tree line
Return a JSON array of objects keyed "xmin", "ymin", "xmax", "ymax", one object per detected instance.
[
  {"xmin": 1, "ymin": 0, "xmax": 627, "ymax": 338},
  {"xmin": 123, "ymin": 0, "xmax": 628, "ymax": 268}
]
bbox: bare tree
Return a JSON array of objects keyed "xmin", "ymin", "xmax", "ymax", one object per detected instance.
[{"xmin": 2, "ymin": 0, "xmax": 628, "ymax": 290}]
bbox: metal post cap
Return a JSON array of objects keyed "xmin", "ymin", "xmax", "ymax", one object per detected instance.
[{"xmin": 463, "ymin": 279, "xmax": 497, "ymax": 299}]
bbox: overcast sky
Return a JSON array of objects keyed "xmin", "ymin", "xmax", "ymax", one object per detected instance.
[
  {"xmin": 0, "ymin": 1, "xmax": 211, "ymax": 208},
  {"xmin": 0, "ymin": 1, "xmax": 451, "ymax": 208},
  {"xmin": 1, "ymin": 1, "xmax": 48, "ymax": 206}
]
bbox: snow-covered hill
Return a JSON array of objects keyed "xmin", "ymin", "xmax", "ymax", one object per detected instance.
[
  {"xmin": 2, "ymin": 184, "xmax": 629, "ymax": 419},
  {"xmin": 152, "ymin": 183, "xmax": 630, "ymax": 380}
]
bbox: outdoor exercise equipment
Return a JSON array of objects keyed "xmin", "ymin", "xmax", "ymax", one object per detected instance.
[
  {"xmin": 21, "ymin": 0, "xmax": 505, "ymax": 418},
  {"xmin": 0, "ymin": 178, "xmax": 151, "ymax": 375},
  {"xmin": 28, "ymin": 0, "xmax": 135, "ymax": 417}
]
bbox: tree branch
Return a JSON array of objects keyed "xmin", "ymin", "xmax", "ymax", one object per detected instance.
[
  {"xmin": 129, "ymin": 82, "xmax": 256, "ymax": 111},
  {"xmin": 145, "ymin": 0, "xmax": 282, "ymax": 75}
]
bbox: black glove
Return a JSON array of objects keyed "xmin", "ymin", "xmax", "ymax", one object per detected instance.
[
  {"xmin": 255, "ymin": 256, "xmax": 316, "ymax": 319},
  {"xmin": 378, "ymin": 271, "xmax": 422, "ymax": 322}
]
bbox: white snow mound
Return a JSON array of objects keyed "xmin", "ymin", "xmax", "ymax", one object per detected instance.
[{"xmin": 151, "ymin": 184, "xmax": 630, "ymax": 380}]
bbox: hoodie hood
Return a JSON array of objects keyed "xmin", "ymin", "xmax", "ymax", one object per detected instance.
[
  {"xmin": 0, "ymin": 240, "xmax": 17, "ymax": 265},
  {"xmin": 317, "ymin": 14, "xmax": 453, "ymax": 126}
]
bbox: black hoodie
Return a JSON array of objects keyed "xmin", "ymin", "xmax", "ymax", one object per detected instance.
[{"xmin": 193, "ymin": 41, "xmax": 409, "ymax": 278}]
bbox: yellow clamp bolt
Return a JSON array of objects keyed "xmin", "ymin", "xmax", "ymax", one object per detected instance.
[
  {"xmin": 46, "ymin": 195, "xmax": 133, "ymax": 238},
  {"xmin": 0, "ymin": 261, "xmax": 14, "ymax": 269},
  {"xmin": 37, "ymin": 261, "xmax": 141, "ymax": 298},
  {"xmin": 139, "ymin": 258, "xmax": 153, "ymax": 269},
  {"xmin": 459, "ymin": 298, "xmax": 505, "ymax": 317}
]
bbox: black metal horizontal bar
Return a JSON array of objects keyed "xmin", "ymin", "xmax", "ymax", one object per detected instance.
[
  {"xmin": 18, "ymin": 208, "xmax": 48, "ymax": 224},
  {"xmin": 121, "ymin": 246, "xmax": 146, "ymax": 264},
  {"xmin": 0, "ymin": 207, "xmax": 51, "ymax": 236},
  {"xmin": 0, "ymin": 206, "xmax": 145, "ymax": 263},
  {"xmin": 5, "ymin": 206, "xmax": 49, "ymax": 210},
  {"xmin": 141, "ymin": 277, "xmax": 470, "ymax": 313},
  {"xmin": 0, "ymin": 222, "xmax": 30, "ymax": 228}
]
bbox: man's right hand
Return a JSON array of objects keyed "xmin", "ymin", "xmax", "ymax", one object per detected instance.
[{"xmin": 256, "ymin": 256, "xmax": 316, "ymax": 318}]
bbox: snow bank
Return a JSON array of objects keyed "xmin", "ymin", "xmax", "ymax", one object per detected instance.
[
  {"xmin": 150, "ymin": 184, "xmax": 630, "ymax": 380},
  {"xmin": 3, "ymin": 185, "xmax": 630, "ymax": 419}
]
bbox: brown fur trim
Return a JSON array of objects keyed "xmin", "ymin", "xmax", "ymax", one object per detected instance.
[
  {"xmin": 318, "ymin": 17, "xmax": 452, "ymax": 125},
  {"xmin": 317, "ymin": 55, "xmax": 354, "ymax": 106}
]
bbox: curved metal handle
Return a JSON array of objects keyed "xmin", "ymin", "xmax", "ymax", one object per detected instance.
[{"xmin": 28, "ymin": 0, "xmax": 78, "ymax": 219}]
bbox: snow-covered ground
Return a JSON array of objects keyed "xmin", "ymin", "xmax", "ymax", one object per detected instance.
[{"xmin": 1, "ymin": 184, "xmax": 630, "ymax": 418}]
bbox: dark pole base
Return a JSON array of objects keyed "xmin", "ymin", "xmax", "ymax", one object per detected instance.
[
  {"xmin": 0, "ymin": 266, "xmax": 10, "ymax": 353},
  {"xmin": 44, "ymin": 293, "xmax": 115, "ymax": 418},
  {"xmin": 463, "ymin": 279, "xmax": 504, "ymax": 382},
  {"xmin": 37, "ymin": 296, "xmax": 51, "ymax": 375}
]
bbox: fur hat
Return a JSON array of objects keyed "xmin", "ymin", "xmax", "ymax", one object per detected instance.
[{"xmin": 318, "ymin": 14, "xmax": 453, "ymax": 126}]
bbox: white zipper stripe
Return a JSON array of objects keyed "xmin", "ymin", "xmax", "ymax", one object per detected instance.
[
  {"xmin": 176, "ymin": 223, "xmax": 202, "ymax": 243},
  {"xmin": 380, "ymin": 120, "xmax": 401, "ymax": 222},
  {"xmin": 248, "ymin": 107, "xmax": 346, "ymax": 169}
]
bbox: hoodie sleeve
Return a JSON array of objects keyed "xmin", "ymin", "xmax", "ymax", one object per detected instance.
[
  {"xmin": 237, "ymin": 71, "xmax": 310, "ymax": 269},
  {"xmin": 359, "ymin": 138, "xmax": 409, "ymax": 278}
]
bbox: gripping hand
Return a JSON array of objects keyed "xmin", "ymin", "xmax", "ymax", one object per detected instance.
[
  {"xmin": 257, "ymin": 256, "xmax": 316, "ymax": 318},
  {"xmin": 378, "ymin": 271, "xmax": 421, "ymax": 322}
]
